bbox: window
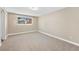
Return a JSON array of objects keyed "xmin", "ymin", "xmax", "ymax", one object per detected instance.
[{"xmin": 17, "ymin": 15, "xmax": 32, "ymax": 25}]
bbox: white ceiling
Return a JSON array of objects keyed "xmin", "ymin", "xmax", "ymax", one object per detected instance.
[{"xmin": 5, "ymin": 7, "xmax": 65, "ymax": 16}]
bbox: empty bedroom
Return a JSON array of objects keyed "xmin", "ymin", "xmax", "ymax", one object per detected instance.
[{"xmin": 0, "ymin": 7, "xmax": 79, "ymax": 51}]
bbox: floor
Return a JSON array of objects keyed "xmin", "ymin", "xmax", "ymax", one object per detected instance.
[{"xmin": 0, "ymin": 32, "xmax": 79, "ymax": 51}]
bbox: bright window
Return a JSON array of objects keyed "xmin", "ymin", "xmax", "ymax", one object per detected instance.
[{"xmin": 17, "ymin": 15, "xmax": 32, "ymax": 25}]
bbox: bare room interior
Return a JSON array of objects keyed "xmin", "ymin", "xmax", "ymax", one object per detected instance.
[{"xmin": 0, "ymin": 7, "xmax": 79, "ymax": 51}]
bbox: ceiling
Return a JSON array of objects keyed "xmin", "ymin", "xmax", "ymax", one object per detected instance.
[{"xmin": 5, "ymin": 7, "xmax": 65, "ymax": 16}]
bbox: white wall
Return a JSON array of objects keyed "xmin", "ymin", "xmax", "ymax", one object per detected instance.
[
  {"xmin": 38, "ymin": 7, "xmax": 79, "ymax": 44},
  {"xmin": 39, "ymin": 8, "xmax": 69, "ymax": 39},
  {"xmin": 68, "ymin": 8, "xmax": 79, "ymax": 43}
]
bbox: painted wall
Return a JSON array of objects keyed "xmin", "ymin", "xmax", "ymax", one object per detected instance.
[
  {"xmin": 68, "ymin": 8, "xmax": 79, "ymax": 43},
  {"xmin": 8, "ymin": 13, "xmax": 38, "ymax": 34},
  {"xmin": 38, "ymin": 7, "xmax": 79, "ymax": 44}
]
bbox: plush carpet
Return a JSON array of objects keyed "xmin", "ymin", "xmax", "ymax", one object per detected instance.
[{"xmin": 0, "ymin": 32, "xmax": 79, "ymax": 51}]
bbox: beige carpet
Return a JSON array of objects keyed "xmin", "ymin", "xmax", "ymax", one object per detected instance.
[{"xmin": 0, "ymin": 32, "xmax": 79, "ymax": 51}]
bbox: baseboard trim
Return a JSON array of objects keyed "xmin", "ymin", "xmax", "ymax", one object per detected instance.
[
  {"xmin": 8, "ymin": 30, "xmax": 37, "ymax": 36},
  {"xmin": 39, "ymin": 31, "xmax": 79, "ymax": 47}
]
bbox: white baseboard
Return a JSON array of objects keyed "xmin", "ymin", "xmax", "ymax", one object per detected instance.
[
  {"xmin": 39, "ymin": 31, "xmax": 79, "ymax": 47},
  {"xmin": 8, "ymin": 30, "xmax": 37, "ymax": 36}
]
